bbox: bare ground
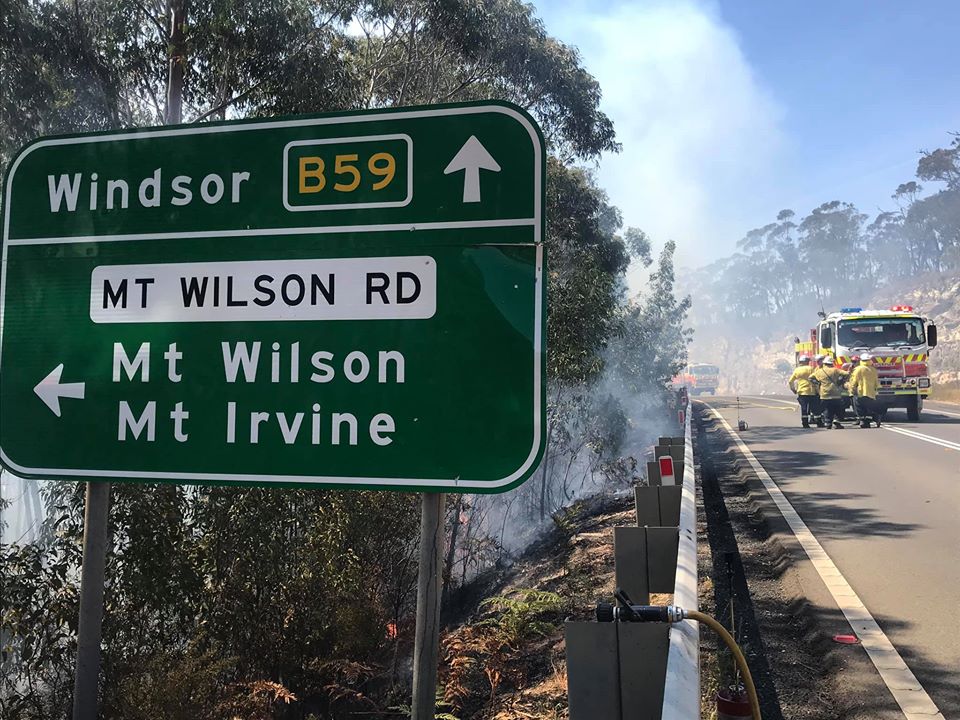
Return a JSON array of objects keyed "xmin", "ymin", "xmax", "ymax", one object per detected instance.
[{"xmin": 438, "ymin": 492, "xmax": 675, "ymax": 720}]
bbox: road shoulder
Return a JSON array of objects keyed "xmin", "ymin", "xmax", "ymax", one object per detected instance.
[{"xmin": 696, "ymin": 401, "xmax": 905, "ymax": 720}]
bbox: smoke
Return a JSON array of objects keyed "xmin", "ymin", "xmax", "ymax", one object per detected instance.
[
  {"xmin": 538, "ymin": 0, "xmax": 785, "ymax": 269},
  {"xmin": 0, "ymin": 471, "xmax": 46, "ymax": 545},
  {"xmin": 458, "ymin": 358, "xmax": 681, "ymax": 569}
]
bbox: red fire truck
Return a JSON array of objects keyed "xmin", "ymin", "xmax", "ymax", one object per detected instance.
[
  {"xmin": 671, "ymin": 363, "xmax": 720, "ymax": 396},
  {"xmin": 794, "ymin": 306, "xmax": 938, "ymax": 420}
]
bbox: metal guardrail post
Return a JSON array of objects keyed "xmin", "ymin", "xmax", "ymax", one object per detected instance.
[
  {"xmin": 660, "ymin": 399, "xmax": 699, "ymax": 718},
  {"xmin": 568, "ymin": 399, "xmax": 699, "ymax": 720}
]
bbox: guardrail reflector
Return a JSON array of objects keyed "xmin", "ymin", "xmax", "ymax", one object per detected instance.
[{"xmin": 658, "ymin": 456, "xmax": 675, "ymax": 485}]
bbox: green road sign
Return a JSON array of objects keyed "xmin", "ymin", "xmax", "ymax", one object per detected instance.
[{"xmin": 0, "ymin": 102, "xmax": 546, "ymax": 492}]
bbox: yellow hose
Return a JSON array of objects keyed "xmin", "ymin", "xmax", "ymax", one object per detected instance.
[{"xmin": 686, "ymin": 609, "xmax": 762, "ymax": 720}]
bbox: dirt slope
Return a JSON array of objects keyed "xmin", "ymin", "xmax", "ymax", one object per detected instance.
[{"xmin": 437, "ymin": 493, "xmax": 636, "ymax": 719}]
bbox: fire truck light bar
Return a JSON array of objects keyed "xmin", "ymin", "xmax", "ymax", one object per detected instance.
[
  {"xmin": 840, "ymin": 307, "xmax": 862, "ymax": 313},
  {"xmin": 890, "ymin": 305, "xmax": 914, "ymax": 312}
]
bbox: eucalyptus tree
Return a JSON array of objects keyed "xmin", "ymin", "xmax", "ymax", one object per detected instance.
[
  {"xmin": 0, "ymin": 1, "xmax": 639, "ymax": 716},
  {"xmin": 350, "ymin": 0, "xmax": 618, "ymax": 159}
]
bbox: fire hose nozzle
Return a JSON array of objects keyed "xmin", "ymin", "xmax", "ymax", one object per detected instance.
[
  {"xmin": 595, "ymin": 600, "xmax": 686, "ymax": 624},
  {"xmin": 596, "ymin": 601, "xmax": 616, "ymax": 623}
]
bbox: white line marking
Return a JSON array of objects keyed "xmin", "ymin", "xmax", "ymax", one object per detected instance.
[
  {"xmin": 739, "ymin": 395, "xmax": 798, "ymax": 408},
  {"xmin": 923, "ymin": 404, "xmax": 960, "ymax": 418},
  {"xmin": 883, "ymin": 425, "xmax": 960, "ymax": 451},
  {"xmin": 4, "ymin": 218, "xmax": 537, "ymax": 246},
  {"xmin": 707, "ymin": 405, "xmax": 944, "ymax": 720}
]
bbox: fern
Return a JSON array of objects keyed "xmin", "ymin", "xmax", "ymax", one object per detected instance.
[{"xmin": 477, "ymin": 590, "xmax": 565, "ymax": 645}]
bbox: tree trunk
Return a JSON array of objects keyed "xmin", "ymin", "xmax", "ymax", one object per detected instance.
[
  {"xmin": 165, "ymin": 0, "xmax": 187, "ymax": 124},
  {"xmin": 440, "ymin": 494, "xmax": 462, "ymax": 607}
]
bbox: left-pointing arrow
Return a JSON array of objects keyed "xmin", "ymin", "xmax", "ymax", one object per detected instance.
[{"xmin": 34, "ymin": 364, "xmax": 86, "ymax": 418}]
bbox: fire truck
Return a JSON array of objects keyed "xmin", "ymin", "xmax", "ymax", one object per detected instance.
[
  {"xmin": 671, "ymin": 363, "xmax": 720, "ymax": 396},
  {"xmin": 794, "ymin": 306, "xmax": 938, "ymax": 420}
]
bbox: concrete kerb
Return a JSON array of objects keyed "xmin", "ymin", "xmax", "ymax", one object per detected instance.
[{"xmin": 660, "ymin": 399, "xmax": 699, "ymax": 719}]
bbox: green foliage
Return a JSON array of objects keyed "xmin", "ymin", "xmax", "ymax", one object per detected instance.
[
  {"xmin": 0, "ymin": 2, "xmax": 692, "ymax": 718},
  {"xmin": 550, "ymin": 502, "xmax": 582, "ymax": 536},
  {"xmin": 354, "ymin": 0, "xmax": 618, "ymax": 159},
  {"xmin": 0, "ymin": 0, "xmax": 618, "ymax": 174},
  {"xmin": 389, "ymin": 692, "xmax": 460, "ymax": 720},
  {"xmin": 477, "ymin": 589, "xmax": 565, "ymax": 645},
  {"xmin": 546, "ymin": 158, "xmax": 630, "ymax": 385},
  {"xmin": 2, "ymin": 483, "xmax": 421, "ymax": 718},
  {"xmin": 1, "ymin": 538, "xmax": 79, "ymax": 719},
  {"xmin": 106, "ymin": 646, "xmax": 236, "ymax": 720},
  {"xmin": 612, "ymin": 240, "xmax": 692, "ymax": 394}
]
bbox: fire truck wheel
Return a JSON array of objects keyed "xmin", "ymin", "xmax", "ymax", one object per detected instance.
[{"xmin": 907, "ymin": 397, "xmax": 921, "ymax": 422}]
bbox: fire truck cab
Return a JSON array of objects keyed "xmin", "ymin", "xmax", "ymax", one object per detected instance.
[
  {"xmin": 672, "ymin": 363, "xmax": 720, "ymax": 396},
  {"xmin": 795, "ymin": 306, "xmax": 938, "ymax": 421}
]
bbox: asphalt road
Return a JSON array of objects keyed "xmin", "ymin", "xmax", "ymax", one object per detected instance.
[{"xmin": 705, "ymin": 394, "xmax": 960, "ymax": 717}]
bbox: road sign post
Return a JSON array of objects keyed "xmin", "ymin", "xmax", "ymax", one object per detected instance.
[
  {"xmin": 72, "ymin": 481, "xmax": 110, "ymax": 720},
  {"xmin": 411, "ymin": 492, "xmax": 445, "ymax": 719},
  {"xmin": 2, "ymin": 102, "xmax": 546, "ymax": 718}
]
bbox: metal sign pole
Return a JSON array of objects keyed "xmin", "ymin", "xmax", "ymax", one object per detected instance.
[
  {"xmin": 411, "ymin": 491, "xmax": 445, "ymax": 720},
  {"xmin": 72, "ymin": 481, "xmax": 111, "ymax": 720}
]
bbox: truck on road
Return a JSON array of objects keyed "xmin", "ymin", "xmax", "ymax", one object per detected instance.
[
  {"xmin": 794, "ymin": 306, "xmax": 938, "ymax": 420},
  {"xmin": 672, "ymin": 363, "xmax": 720, "ymax": 396}
]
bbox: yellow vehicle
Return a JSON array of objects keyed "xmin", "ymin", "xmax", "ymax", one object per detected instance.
[{"xmin": 795, "ymin": 306, "xmax": 938, "ymax": 421}]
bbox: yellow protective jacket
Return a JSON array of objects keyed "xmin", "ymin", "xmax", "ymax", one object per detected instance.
[
  {"xmin": 847, "ymin": 364, "xmax": 879, "ymax": 399},
  {"xmin": 811, "ymin": 366, "xmax": 848, "ymax": 400},
  {"xmin": 788, "ymin": 365, "xmax": 816, "ymax": 395}
]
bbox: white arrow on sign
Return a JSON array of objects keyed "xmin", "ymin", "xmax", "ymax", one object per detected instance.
[
  {"xmin": 34, "ymin": 364, "xmax": 86, "ymax": 418},
  {"xmin": 443, "ymin": 135, "xmax": 501, "ymax": 203}
]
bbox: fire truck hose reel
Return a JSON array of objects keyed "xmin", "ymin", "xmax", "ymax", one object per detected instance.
[{"xmin": 596, "ymin": 589, "xmax": 762, "ymax": 720}]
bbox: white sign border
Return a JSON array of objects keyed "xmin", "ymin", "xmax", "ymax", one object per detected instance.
[{"xmin": 0, "ymin": 103, "xmax": 544, "ymax": 490}]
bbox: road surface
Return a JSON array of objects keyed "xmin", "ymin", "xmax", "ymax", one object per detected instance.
[{"xmin": 705, "ymin": 395, "xmax": 960, "ymax": 717}]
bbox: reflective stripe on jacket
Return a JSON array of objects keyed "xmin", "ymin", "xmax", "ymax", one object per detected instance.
[{"xmin": 788, "ymin": 366, "xmax": 816, "ymax": 395}]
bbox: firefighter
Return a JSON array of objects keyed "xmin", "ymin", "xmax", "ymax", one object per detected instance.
[
  {"xmin": 847, "ymin": 352, "xmax": 881, "ymax": 428},
  {"xmin": 788, "ymin": 356, "xmax": 818, "ymax": 428},
  {"xmin": 811, "ymin": 356, "xmax": 849, "ymax": 429},
  {"xmin": 809, "ymin": 355, "xmax": 826, "ymax": 426},
  {"xmin": 839, "ymin": 359, "xmax": 854, "ymax": 423}
]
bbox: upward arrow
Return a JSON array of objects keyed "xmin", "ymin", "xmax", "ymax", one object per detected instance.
[
  {"xmin": 34, "ymin": 364, "xmax": 86, "ymax": 418},
  {"xmin": 443, "ymin": 136, "xmax": 501, "ymax": 203}
]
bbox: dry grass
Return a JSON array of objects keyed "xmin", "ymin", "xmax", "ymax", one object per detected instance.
[{"xmin": 698, "ymin": 576, "xmax": 721, "ymax": 720}]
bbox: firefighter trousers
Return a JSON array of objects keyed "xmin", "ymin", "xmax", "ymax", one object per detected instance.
[
  {"xmin": 853, "ymin": 396, "xmax": 881, "ymax": 426},
  {"xmin": 797, "ymin": 395, "xmax": 819, "ymax": 426},
  {"xmin": 822, "ymin": 398, "xmax": 844, "ymax": 426}
]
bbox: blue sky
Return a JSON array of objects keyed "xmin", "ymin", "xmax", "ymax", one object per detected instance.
[{"xmin": 532, "ymin": 0, "xmax": 960, "ymax": 269}]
